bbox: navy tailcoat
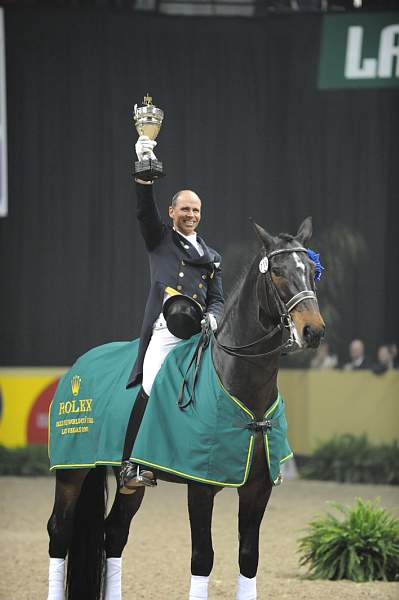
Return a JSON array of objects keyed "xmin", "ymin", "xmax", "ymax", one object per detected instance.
[{"xmin": 127, "ymin": 183, "xmax": 224, "ymax": 388}]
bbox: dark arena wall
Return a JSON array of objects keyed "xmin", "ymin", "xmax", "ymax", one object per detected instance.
[{"xmin": 1, "ymin": 7, "xmax": 398, "ymax": 366}]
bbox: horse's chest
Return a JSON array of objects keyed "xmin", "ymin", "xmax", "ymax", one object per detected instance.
[{"xmin": 249, "ymin": 434, "xmax": 268, "ymax": 480}]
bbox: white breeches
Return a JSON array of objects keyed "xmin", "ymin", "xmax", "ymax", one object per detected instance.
[{"xmin": 142, "ymin": 315, "xmax": 182, "ymax": 396}]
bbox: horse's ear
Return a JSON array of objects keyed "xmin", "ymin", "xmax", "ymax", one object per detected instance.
[
  {"xmin": 249, "ymin": 218, "xmax": 275, "ymax": 250},
  {"xmin": 296, "ymin": 217, "xmax": 312, "ymax": 245}
]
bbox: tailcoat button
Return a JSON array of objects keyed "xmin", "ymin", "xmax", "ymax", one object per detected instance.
[
  {"xmin": 181, "ymin": 260, "xmax": 186, "ymax": 266},
  {"xmin": 192, "ymin": 294, "xmax": 198, "ymax": 299},
  {"xmin": 202, "ymin": 274, "xmax": 207, "ymax": 280},
  {"xmin": 198, "ymin": 283, "xmax": 203, "ymax": 289},
  {"xmin": 177, "ymin": 285, "xmax": 182, "ymax": 291},
  {"xmin": 179, "ymin": 272, "xmax": 184, "ymax": 278}
]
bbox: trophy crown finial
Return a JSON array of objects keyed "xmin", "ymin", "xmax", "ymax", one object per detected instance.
[{"xmin": 143, "ymin": 93, "xmax": 153, "ymax": 106}]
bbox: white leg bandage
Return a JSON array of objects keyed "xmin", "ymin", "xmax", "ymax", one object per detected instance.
[
  {"xmin": 47, "ymin": 558, "xmax": 65, "ymax": 600},
  {"xmin": 104, "ymin": 557, "xmax": 122, "ymax": 600},
  {"xmin": 189, "ymin": 575, "xmax": 209, "ymax": 599},
  {"xmin": 236, "ymin": 573, "xmax": 256, "ymax": 600}
]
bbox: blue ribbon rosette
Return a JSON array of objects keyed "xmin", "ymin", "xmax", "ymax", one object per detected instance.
[{"xmin": 306, "ymin": 248, "xmax": 325, "ymax": 281}]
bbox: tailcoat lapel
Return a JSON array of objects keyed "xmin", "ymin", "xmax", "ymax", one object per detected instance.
[{"xmin": 172, "ymin": 230, "xmax": 214, "ymax": 265}]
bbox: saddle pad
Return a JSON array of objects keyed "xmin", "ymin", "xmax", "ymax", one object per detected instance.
[{"xmin": 49, "ymin": 335, "xmax": 292, "ymax": 486}]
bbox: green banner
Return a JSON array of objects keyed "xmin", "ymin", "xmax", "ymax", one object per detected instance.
[{"xmin": 318, "ymin": 13, "xmax": 399, "ymax": 90}]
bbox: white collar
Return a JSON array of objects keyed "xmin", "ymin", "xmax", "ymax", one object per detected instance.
[{"xmin": 173, "ymin": 227, "xmax": 198, "ymax": 243}]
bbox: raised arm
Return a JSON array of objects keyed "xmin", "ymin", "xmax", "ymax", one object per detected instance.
[{"xmin": 135, "ymin": 180, "xmax": 165, "ymax": 251}]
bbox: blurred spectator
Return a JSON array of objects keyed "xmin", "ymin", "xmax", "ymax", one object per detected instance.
[
  {"xmin": 310, "ymin": 341, "xmax": 338, "ymax": 369},
  {"xmin": 372, "ymin": 345, "xmax": 395, "ymax": 375},
  {"xmin": 342, "ymin": 339, "xmax": 371, "ymax": 370},
  {"xmin": 388, "ymin": 343, "xmax": 398, "ymax": 369}
]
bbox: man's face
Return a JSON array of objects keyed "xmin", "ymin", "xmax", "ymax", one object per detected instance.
[
  {"xmin": 378, "ymin": 346, "xmax": 391, "ymax": 366},
  {"xmin": 350, "ymin": 340, "xmax": 364, "ymax": 361},
  {"xmin": 169, "ymin": 191, "xmax": 201, "ymax": 236}
]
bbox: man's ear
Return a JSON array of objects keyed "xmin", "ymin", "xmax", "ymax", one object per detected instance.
[{"xmin": 168, "ymin": 206, "xmax": 174, "ymax": 219}]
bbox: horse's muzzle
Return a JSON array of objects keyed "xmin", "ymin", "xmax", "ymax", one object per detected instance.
[{"xmin": 303, "ymin": 323, "xmax": 325, "ymax": 348}]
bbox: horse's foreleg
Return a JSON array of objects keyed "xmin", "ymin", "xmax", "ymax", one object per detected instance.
[
  {"xmin": 103, "ymin": 467, "xmax": 145, "ymax": 600},
  {"xmin": 46, "ymin": 468, "xmax": 89, "ymax": 600},
  {"xmin": 187, "ymin": 483, "xmax": 218, "ymax": 599},
  {"xmin": 236, "ymin": 475, "xmax": 272, "ymax": 600}
]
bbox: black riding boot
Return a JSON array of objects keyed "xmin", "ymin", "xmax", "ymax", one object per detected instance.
[{"xmin": 119, "ymin": 386, "xmax": 156, "ymax": 493}]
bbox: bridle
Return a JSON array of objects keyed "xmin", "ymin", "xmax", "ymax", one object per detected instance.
[
  {"xmin": 212, "ymin": 246, "xmax": 317, "ymax": 360},
  {"xmin": 177, "ymin": 246, "xmax": 318, "ymax": 408}
]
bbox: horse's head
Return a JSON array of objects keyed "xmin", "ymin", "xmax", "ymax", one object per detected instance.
[{"xmin": 253, "ymin": 217, "xmax": 325, "ymax": 350}]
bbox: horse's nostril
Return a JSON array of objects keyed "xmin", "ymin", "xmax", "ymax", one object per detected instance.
[
  {"xmin": 303, "ymin": 324, "xmax": 324, "ymax": 348},
  {"xmin": 303, "ymin": 325, "xmax": 312, "ymax": 339}
]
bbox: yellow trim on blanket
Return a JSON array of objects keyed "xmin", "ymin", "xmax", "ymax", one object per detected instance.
[
  {"xmin": 265, "ymin": 432, "xmax": 271, "ymax": 467},
  {"xmin": 216, "ymin": 374, "xmax": 255, "ymax": 419},
  {"xmin": 263, "ymin": 395, "xmax": 293, "ymax": 481},
  {"xmin": 50, "ymin": 460, "xmax": 122, "ymax": 470},
  {"xmin": 264, "ymin": 394, "xmax": 280, "ymax": 418},
  {"xmin": 264, "ymin": 394, "xmax": 282, "ymax": 473},
  {"xmin": 130, "ymin": 433, "xmax": 254, "ymax": 487},
  {"xmin": 50, "ymin": 437, "xmax": 255, "ymax": 487},
  {"xmin": 280, "ymin": 452, "xmax": 294, "ymax": 463},
  {"xmin": 47, "ymin": 399, "xmax": 53, "ymax": 459}
]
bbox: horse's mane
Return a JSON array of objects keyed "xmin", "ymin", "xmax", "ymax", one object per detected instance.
[{"xmin": 220, "ymin": 253, "xmax": 259, "ymax": 327}]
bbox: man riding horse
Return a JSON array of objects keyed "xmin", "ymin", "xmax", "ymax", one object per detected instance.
[
  {"xmin": 47, "ymin": 202, "xmax": 325, "ymax": 600},
  {"xmin": 119, "ymin": 135, "xmax": 224, "ymax": 491},
  {"xmin": 47, "ymin": 133, "xmax": 326, "ymax": 600}
]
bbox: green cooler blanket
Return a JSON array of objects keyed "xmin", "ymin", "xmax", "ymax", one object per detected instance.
[{"xmin": 49, "ymin": 335, "xmax": 292, "ymax": 486}]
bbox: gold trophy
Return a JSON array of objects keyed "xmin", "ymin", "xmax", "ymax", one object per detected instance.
[{"xmin": 133, "ymin": 93, "xmax": 165, "ymax": 181}]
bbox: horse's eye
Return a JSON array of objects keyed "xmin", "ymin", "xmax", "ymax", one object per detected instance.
[{"xmin": 272, "ymin": 267, "xmax": 284, "ymax": 277}]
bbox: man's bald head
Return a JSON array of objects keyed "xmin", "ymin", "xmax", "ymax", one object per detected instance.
[{"xmin": 171, "ymin": 189, "xmax": 202, "ymax": 208}]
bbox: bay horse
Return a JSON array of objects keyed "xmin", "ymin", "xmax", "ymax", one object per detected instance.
[{"xmin": 46, "ymin": 216, "xmax": 325, "ymax": 600}]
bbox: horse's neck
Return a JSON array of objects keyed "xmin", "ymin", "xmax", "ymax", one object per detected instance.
[{"xmin": 214, "ymin": 261, "xmax": 281, "ymax": 419}]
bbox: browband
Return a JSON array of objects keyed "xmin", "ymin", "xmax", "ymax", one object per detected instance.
[{"xmin": 267, "ymin": 247, "xmax": 307, "ymax": 259}]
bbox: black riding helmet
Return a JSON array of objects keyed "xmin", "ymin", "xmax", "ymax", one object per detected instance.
[{"xmin": 163, "ymin": 294, "xmax": 204, "ymax": 339}]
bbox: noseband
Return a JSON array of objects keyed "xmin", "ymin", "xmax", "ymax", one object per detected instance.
[{"xmin": 214, "ymin": 247, "xmax": 317, "ymax": 359}]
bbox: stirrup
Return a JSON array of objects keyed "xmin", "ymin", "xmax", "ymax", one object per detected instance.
[{"xmin": 119, "ymin": 462, "xmax": 157, "ymax": 495}]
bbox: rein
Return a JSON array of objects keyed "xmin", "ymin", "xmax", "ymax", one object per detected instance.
[{"xmin": 177, "ymin": 246, "xmax": 318, "ymax": 409}]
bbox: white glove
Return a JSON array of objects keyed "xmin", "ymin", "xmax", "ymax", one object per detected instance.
[
  {"xmin": 135, "ymin": 135, "xmax": 157, "ymax": 161},
  {"xmin": 209, "ymin": 313, "xmax": 218, "ymax": 331},
  {"xmin": 201, "ymin": 313, "xmax": 218, "ymax": 332}
]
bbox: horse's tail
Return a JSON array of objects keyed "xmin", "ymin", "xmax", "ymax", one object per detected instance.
[{"xmin": 66, "ymin": 465, "xmax": 108, "ymax": 600}]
